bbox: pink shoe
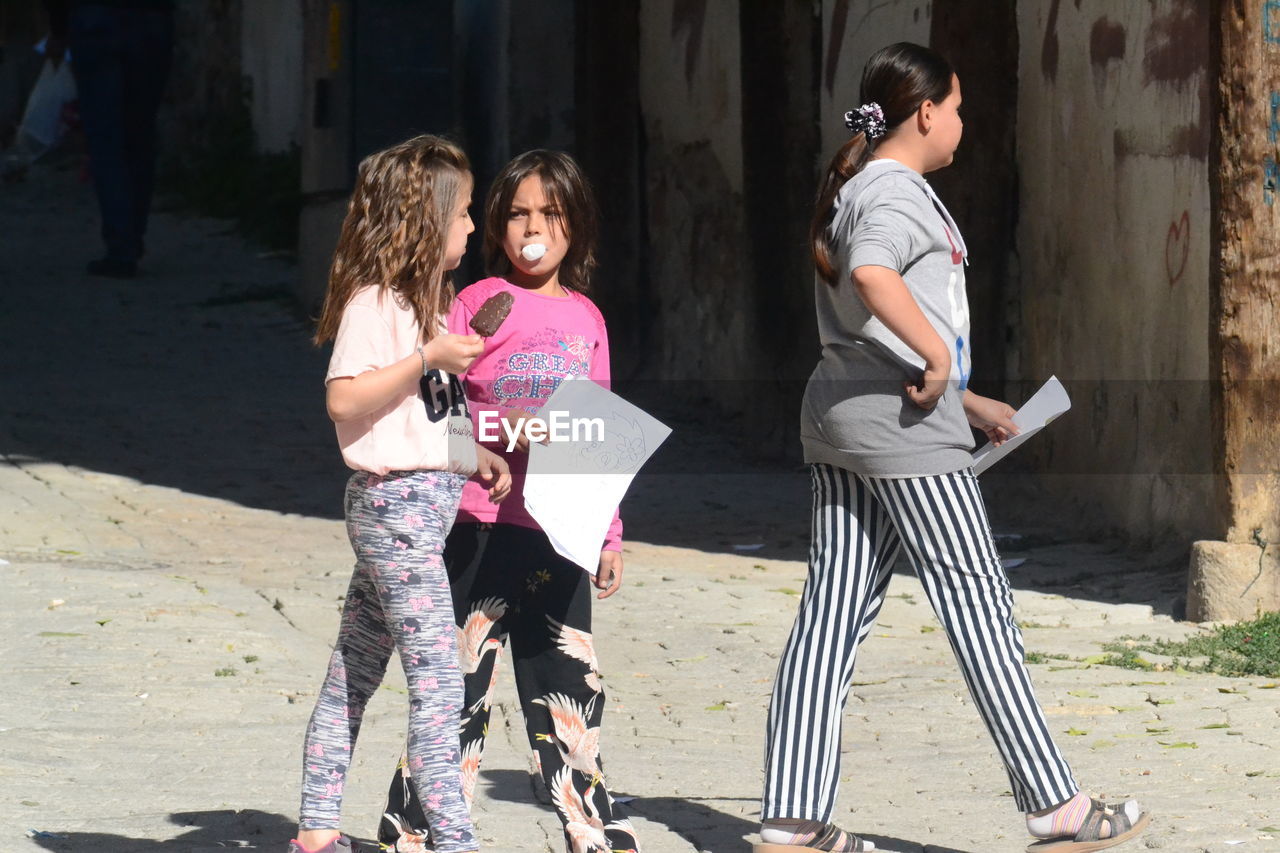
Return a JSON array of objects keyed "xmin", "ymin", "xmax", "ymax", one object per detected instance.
[{"xmin": 287, "ymin": 836, "xmax": 353, "ymax": 853}]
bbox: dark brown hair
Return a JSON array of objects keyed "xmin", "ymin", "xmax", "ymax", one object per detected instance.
[
  {"xmin": 314, "ymin": 135, "xmax": 470, "ymax": 344},
  {"xmin": 483, "ymin": 149, "xmax": 599, "ymax": 294},
  {"xmin": 811, "ymin": 42, "xmax": 954, "ymax": 285}
]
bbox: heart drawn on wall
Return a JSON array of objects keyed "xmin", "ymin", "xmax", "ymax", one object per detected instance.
[{"xmin": 1165, "ymin": 210, "xmax": 1190, "ymax": 285}]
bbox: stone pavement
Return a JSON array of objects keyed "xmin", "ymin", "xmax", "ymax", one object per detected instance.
[{"xmin": 1, "ymin": 165, "xmax": 1276, "ymax": 853}]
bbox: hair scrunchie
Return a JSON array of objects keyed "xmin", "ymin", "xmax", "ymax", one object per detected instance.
[{"xmin": 844, "ymin": 102, "xmax": 886, "ymax": 140}]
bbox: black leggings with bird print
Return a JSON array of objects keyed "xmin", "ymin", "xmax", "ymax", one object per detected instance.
[{"xmin": 378, "ymin": 523, "xmax": 640, "ymax": 853}]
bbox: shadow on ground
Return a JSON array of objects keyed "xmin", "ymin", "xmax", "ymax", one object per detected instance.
[
  {"xmin": 0, "ymin": 166, "xmax": 1185, "ymax": 613},
  {"xmin": 0, "ymin": 168, "xmax": 347, "ymax": 518},
  {"xmin": 23, "ymin": 808, "xmax": 335, "ymax": 852},
  {"xmin": 476, "ymin": 768, "xmax": 976, "ymax": 853}
]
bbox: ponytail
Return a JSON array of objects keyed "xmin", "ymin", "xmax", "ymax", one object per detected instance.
[
  {"xmin": 811, "ymin": 133, "xmax": 873, "ymax": 285},
  {"xmin": 812, "ymin": 42, "xmax": 954, "ymax": 286}
]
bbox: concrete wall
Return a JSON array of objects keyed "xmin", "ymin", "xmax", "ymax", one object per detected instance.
[
  {"xmin": 506, "ymin": 2, "xmax": 575, "ymax": 155},
  {"xmin": 296, "ymin": 0, "xmax": 352, "ymax": 311},
  {"xmin": 929, "ymin": 1, "xmax": 1020, "ymax": 392},
  {"xmin": 819, "ymin": 0, "xmax": 930, "ymax": 155},
  {"xmin": 638, "ymin": 0, "xmax": 751, "ymax": 382},
  {"xmin": 163, "ymin": 0, "xmax": 242, "ymax": 158},
  {"xmin": 631, "ymin": 0, "xmax": 929, "ymax": 420},
  {"xmin": 241, "ymin": 0, "xmax": 304, "ymax": 153},
  {"xmin": 1014, "ymin": 0, "xmax": 1213, "ymax": 542}
]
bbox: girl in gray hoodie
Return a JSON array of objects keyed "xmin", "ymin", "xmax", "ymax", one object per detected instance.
[{"xmin": 757, "ymin": 42, "xmax": 1149, "ymax": 853}]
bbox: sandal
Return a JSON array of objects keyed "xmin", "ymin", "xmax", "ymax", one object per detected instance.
[
  {"xmin": 1027, "ymin": 798, "xmax": 1151, "ymax": 852},
  {"xmin": 754, "ymin": 823, "xmax": 875, "ymax": 853}
]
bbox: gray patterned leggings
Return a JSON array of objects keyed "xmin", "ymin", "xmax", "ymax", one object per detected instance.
[{"xmin": 299, "ymin": 469, "xmax": 476, "ymax": 853}]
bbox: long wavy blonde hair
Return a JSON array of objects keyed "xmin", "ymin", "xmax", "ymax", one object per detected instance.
[{"xmin": 314, "ymin": 135, "xmax": 471, "ymax": 344}]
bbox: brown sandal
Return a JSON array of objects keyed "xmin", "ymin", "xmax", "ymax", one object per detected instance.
[
  {"xmin": 1026, "ymin": 798, "xmax": 1151, "ymax": 852},
  {"xmin": 754, "ymin": 823, "xmax": 875, "ymax": 853}
]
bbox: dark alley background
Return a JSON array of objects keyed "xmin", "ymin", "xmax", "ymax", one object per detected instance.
[{"xmin": 4, "ymin": 0, "xmax": 1267, "ymax": 621}]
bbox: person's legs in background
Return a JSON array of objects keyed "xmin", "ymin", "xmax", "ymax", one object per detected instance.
[
  {"xmin": 67, "ymin": 6, "xmax": 173, "ymax": 277},
  {"xmin": 119, "ymin": 8, "xmax": 172, "ymax": 263}
]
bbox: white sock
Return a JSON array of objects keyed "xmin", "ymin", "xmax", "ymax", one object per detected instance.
[{"xmin": 1026, "ymin": 794, "xmax": 1141, "ymax": 839}]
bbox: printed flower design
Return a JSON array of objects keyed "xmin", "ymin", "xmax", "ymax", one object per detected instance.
[
  {"xmin": 558, "ymin": 334, "xmax": 591, "ymax": 363},
  {"xmin": 526, "ymin": 567, "xmax": 553, "ymax": 593}
]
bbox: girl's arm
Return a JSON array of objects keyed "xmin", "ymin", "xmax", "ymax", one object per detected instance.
[
  {"xmin": 962, "ymin": 389, "xmax": 1020, "ymax": 446},
  {"xmin": 474, "ymin": 443, "xmax": 512, "ymax": 502},
  {"xmin": 596, "ymin": 550, "xmax": 623, "ymax": 599},
  {"xmin": 326, "ymin": 334, "xmax": 483, "ymax": 423},
  {"xmin": 851, "ymin": 264, "xmax": 951, "ymax": 409}
]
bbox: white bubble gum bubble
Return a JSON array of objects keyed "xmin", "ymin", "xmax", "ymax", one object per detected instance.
[{"xmin": 521, "ymin": 243, "xmax": 547, "ymax": 261}]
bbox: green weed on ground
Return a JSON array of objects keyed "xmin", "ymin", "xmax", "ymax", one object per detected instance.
[{"xmin": 1100, "ymin": 612, "xmax": 1280, "ymax": 678}]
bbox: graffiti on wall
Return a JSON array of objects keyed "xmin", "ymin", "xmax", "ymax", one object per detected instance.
[
  {"xmin": 1265, "ymin": 0, "xmax": 1280, "ymax": 43},
  {"xmin": 671, "ymin": 0, "xmax": 707, "ymax": 86},
  {"xmin": 1165, "ymin": 211, "xmax": 1190, "ymax": 284}
]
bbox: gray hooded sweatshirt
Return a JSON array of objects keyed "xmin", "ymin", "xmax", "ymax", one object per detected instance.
[{"xmin": 800, "ymin": 158, "xmax": 975, "ymax": 478}]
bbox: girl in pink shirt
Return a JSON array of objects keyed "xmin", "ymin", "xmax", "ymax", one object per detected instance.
[
  {"xmin": 378, "ymin": 151, "xmax": 639, "ymax": 853},
  {"xmin": 289, "ymin": 135, "xmax": 511, "ymax": 853}
]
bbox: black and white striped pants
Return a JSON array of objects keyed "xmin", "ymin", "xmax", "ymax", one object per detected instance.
[{"xmin": 762, "ymin": 463, "xmax": 1078, "ymax": 818}]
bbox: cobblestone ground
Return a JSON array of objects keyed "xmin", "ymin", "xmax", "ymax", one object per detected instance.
[{"xmin": 1, "ymin": 165, "xmax": 1276, "ymax": 853}]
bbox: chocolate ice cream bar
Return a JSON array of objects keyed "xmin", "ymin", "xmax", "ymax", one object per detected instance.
[{"xmin": 469, "ymin": 291, "xmax": 514, "ymax": 337}]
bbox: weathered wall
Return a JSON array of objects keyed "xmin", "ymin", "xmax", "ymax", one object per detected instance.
[
  {"xmin": 1208, "ymin": 0, "xmax": 1280, "ymax": 546},
  {"xmin": 819, "ymin": 0, "xmax": 930, "ymax": 157},
  {"xmin": 507, "ymin": 2, "xmax": 575, "ymax": 155},
  {"xmin": 929, "ymin": 2, "xmax": 1020, "ymax": 391},
  {"xmin": 740, "ymin": 2, "xmax": 821, "ymax": 389},
  {"xmin": 575, "ymin": 1, "xmax": 648, "ymax": 372},
  {"xmin": 1186, "ymin": 0, "xmax": 1280, "ymax": 620},
  {"xmin": 241, "ymin": 0, "xmax": 304, "ymax": 153},
  {"xmin": 638, "ymin": 0, "xmax": 751, "ymax": 384},
  {"xmin": 162, "ymin": 0, "xmax": 242, "ymax": 158},
  {"xmin": 297, "ymin": 0, "xmax": 351, "ymax": 311},
  {"xmin": 1015, "ymin": 0, "xmax": 1213, "ymax": 543}
]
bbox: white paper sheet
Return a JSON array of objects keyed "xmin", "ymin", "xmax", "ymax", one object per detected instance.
[
  {"xmin": 970, "ymin": 376, "xmax": 1071, "ymax": 475},
  {"xmin": 522, "ymin": 378, "xmax": 672, "ymax": 573}
]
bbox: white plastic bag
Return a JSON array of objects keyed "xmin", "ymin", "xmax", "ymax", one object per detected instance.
[{"xmin": 15, "ymin": 57, "xmax": 76, "ymax": 154}]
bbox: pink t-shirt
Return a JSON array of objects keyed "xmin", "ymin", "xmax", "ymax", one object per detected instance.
[
  {"xmin": 326, "ymin": 285, "xmax": 476, "ymax": 476},
  {"xmin": 447, "ymin": 276, "xmax": 622, "ymax": 552}
]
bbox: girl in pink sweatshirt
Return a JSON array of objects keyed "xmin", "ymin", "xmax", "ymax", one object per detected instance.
[{"xmin": 378, "ymin": 150, "xmax": 638, "ymax": 853}]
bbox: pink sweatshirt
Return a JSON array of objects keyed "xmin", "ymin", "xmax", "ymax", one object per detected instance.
[{"xmin": 447, "ymin": 277, "xmax": 622, "ymax": 552}]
